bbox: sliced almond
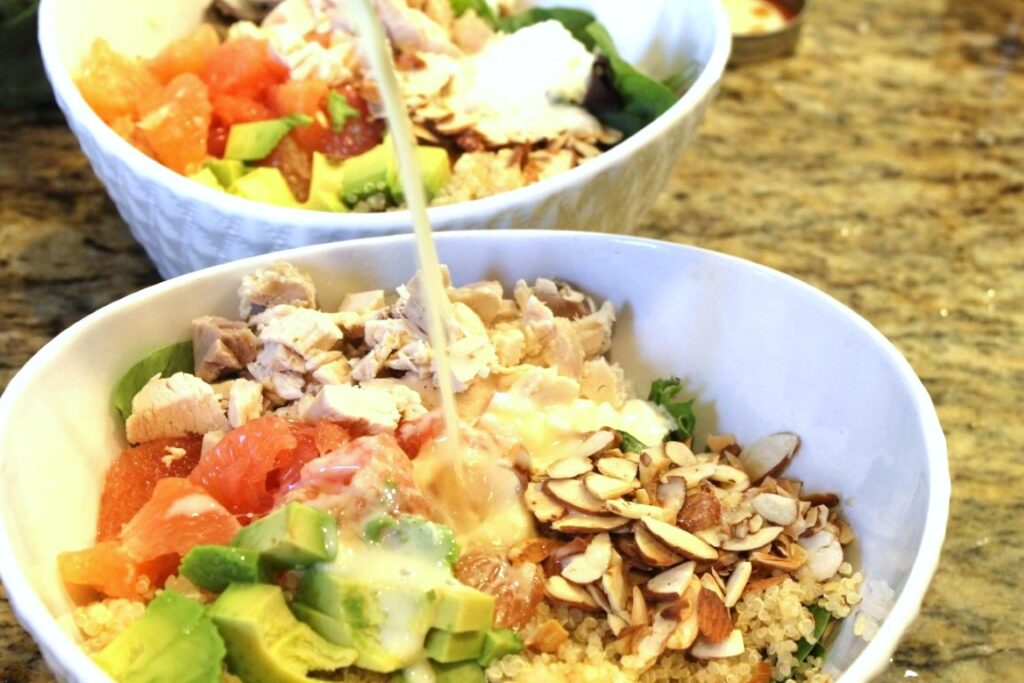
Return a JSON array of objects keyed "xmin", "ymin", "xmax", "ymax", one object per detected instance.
[
  {"xmin": 546, "ymin": 456, "xmax": 593, "ymax": 479},
  {"xmin": 748, "ymin": 513, "xmax": 765, "ymax": 534},
  {"xmin": 634, "ymin": 523, "xmax": 684, "ymax": 567},
  {"xmin": 804, "ymin": 491, "xmax": 841, "ymax": 508},
  {"xmin": 665, "ymin": 441, "xmax": 696, "ymax": 466},
  {"xmin": 596, "ymin": 457, "xmax": 638, "ymax": 482},
  {"xmin": 608, "ymin": 613, "xmax": 628, "ymax": 637},
  {"xmin": 545, "ymin": 478, "xmax": 606, "ymax": 514},
  {"xmin": 666, "ymin": 578, "xmax": 700, "ymax": 649},
  {"xmin": 776, "ymin": 477, "xmax": 804, "ymax": 499},
  {"xmin": 640, "ymin": 517, "xmax": 719, "ymax": 561},
  {"xmin": 690, "ymin": 629, "xmax": 744, "ymax": 659},
  {"xmin": 544, "ymin": 537, "xmax": 589, "ymax": 576},
  {"xmin": 750, "ymin": 551, "xmax": 804, "ymax": 573},
  {"xmin": 525, "ymin": 482, "xmax": 566, "ymax": 523},
  {"xmin": 630, "ymin": 585, "xmax": 649, "ymax": 627},
  {"xmin": 799, "ymin": 530, "xmax": 844, "ymax": 581},
  {"xmin": 509, "ymin": 537, "xmax": 561, "ymax": 565},
  {"xmin": 677, "ymin": 487, "xmax": 723, "ymax": 532},
  {"xmin": 722, "ymin": 561, "xmax": 752, "ymax": 608},
  {"xmin": 606, "ymin": 498, "xmax": 670, "ymax": 521},
  {"xmin": 638, "ymin": 450, "xmax": 670, "ymax": 494},
  {"xmin": 552, "ymin": 513, "xmax": 629, "ymax": 534},
  {"xmin": 601, "ymin": 550, "xmax": 629, "ymax": 618},
  {"xmin": 705, "ymin": 434, "xmax": 736, "ymax": 453},
  {"xmin": 837, "ymin": 518, "xmax": 856, "ymax": 545},
  {"xmin": 586, "ymin": 583, "xmax": 614, "ymax": 614},
  {"xmin": 748, "ymin": 662, "xmax": 774, "ymax": 683},
  {"xmin": 743, "ymin": 575, "xmax": 787, "ymax": 595},
  {"xmin": 697, "ymin": 588, "xmax": 733, "ymax": 643},
  {"xmin": 646, "ymin": 561, "xmax": 696, "ymax": 600},
  {"xmin": 584, "ymin": 472, "xmax": 637, "ymax": 500},
  {"xmin": 710, "ymin": 464, "xmax": 750, "ymax": 492},
  {"xmin": 700, "ymin": 572, "xmax": 725, "ymax": 599},
  {"xmin": 657, "ymin": 477, "xmax": 687, "ymax": 519},
  {"xmin": 545, "ymin": 575, "xmax": 600, "ymax": 611},
  {"xmin": 739, "ymin": 432, "xmax": 799, "ymax": 483},
  {"xmin": 526, "ymin": 618, "xmax": 569, "ymax": 653},
  {"xmin": 633, "ymin": 612, "xmax": 676, "ymax": 668},
  {"xmin": 721, "ymin": 525, "xmax": 784, "ymax": 552},
  {"xmin": 663, "ymin": 462, "xmax": 716, "ymax": 486},
  {"xmin": 577, "ymin": 428, "xmax": 616, "ymax": 458},
  {"xmin": 562, "ymin": 533, "xmax": 612, "ymax": 585}
]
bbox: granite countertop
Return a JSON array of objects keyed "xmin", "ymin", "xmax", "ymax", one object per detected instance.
[{"xmin": 1, "ymin": 0, "xmax": 1022, "ymax": 680}]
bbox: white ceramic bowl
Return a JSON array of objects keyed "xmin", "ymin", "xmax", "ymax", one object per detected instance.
[
  {"xmin": 0, "ymin": 231, "xmax": 948, "ymax": 682},
  {"xmin": 37, "ymin": 0, "xmax": 730, "ymax": 278}
]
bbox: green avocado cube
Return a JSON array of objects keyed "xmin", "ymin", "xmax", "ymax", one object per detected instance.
[
  {"xmin": 306, "ymin": 190, "xmax": 348, "ymax": 212},
  {"xmin": 391, "ymin": 660, "xmax": 437, "ymax": 683},
  {"xmin": 189, "ymin": 166, "xmax": 224, "ymax": 191},
  {"xmin": 387, "ymin": 146, "xmax": 451, "ymax": 203},
  {"xmin": 94, "ymin": 590, "xmax": 225, "ymax": 683},
  {"xmin": 340, "ymin": 143, "xmax": 393, "ymax": 204},
  {"xmin": 228, "ymin": 167, "xmax": 299, "ymax": 208},
  {"xmin": 179, "ymin": 545, "xmax": 262, "ymax": 593},
  {"xmin": 224, "ymin": 115, "xmax": 311, "ymax": 162},
  {"xmin": 434, "ymin": 661, "xmax": 485, "ymax": 683},
  {"xmin": 231, "ymin": 502, "xmax": 337, "ymax": 567},
  {"xmin": 208, "ymin": 583, "xmax": 356, "ymax": 683},
  {"xmin": 206, "ymin": 159, "xmax": 249, "ymax": 187},
  {"xmin": 432, "ymin": 585, "xmax": 494, "ymax": 633},
  {"xmin": 363, "ymin": 515, "xmax": 460, "ymax": 568},
  {"xmin": 425, "ymin": 629, "xmax": 486, "ymax": 664},
  {"xmin": 476, "ymin": 629, "xmax": 522, "ymax": 666}
]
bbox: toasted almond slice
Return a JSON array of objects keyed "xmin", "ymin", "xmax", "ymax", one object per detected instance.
[
  {"xmin": 601, "ymin": 550, "xmax": 629, "ymax": 618},
  {"xmin": 640, "ymin": 517, "xmax": 719, "ymax": 561},
  {"xmin": 646, "ymin": 561, "xmax": 696, "ymax": 600},
  {"xmin": 721, "ymin": 525, "xmax": 784, "ymax": 552},
  {"xmin": 657, "ymin": 477, "xmax": 687, "ymax": 519},
  {"xmin": 663, "ymin": 462, "xmax": 716, "ymax": 486},
  {"xmin": 799, "ymin": 530, "xmax": 844, "ymax": 581},
  {"xmin": 776, "ymin": 477, "xmax": 804, "ymax": 499},
  {"xmin": 750, "ymin": 551, "xmax": 804, "ymax": 573},
  {"xmin": 634, "ymin": 610, "xmax": 677, "ymax": 667},
  {"xmin": 545, "ymin": 575, "xmax": 600, "ymax": 611},
  {"xmin": 547, "ymin": 456, "xmax": 593, "ymax": 479},
  {"xmin": 700, "ymin": 572, "xmax": 725, "ymax": 599},
  {"xmin": 743, "ymin": 575, "xmax": 786, "ymax": 595},
  {"xmin": 837, "ymin": 518, "xmax": 856, "ymax": 545},
  {"xmin": 525, "ymin": 482, "xmax": 566, "ymax": 523},
  {"xmin": 697, "ymin": 588, "xmax": 733, "ymax": 643},
  {"xmin": 723, "ymin": 561, "xmax": 752, "ymax": 608},
  {"xmin": 509, "ymin": 537, "xmax": 561, "ymax": 565},
  {"xmin": 526, "ymin": 618, "xmax": 569, "ymax": 653},
  {"xmin": 805, "ymin": 491, "xmax": 841, "ymax": 508},
  {"xmin": 552, "ymin": 513, "xmax": 630, "ymax": 534},
  {"xmin": 665, "ymin": 441, "xmax": 697, "ymax": 466},
  {"xmin": 606, "ymin": 498, "xmax": 669, "ymax": 521},
  {"xmin": 608, "ymin": 613, "xmax": 628, "ymax": 637},
  {"xmin": 584, "ymin": 472, "xmax": 637, "ymax": 500},
  {"xmin": 695, "ymin": 528, "xmax": 723, "ymax": 548},
  {"xmin": 739, "ymin": 432, "xmax": 799, "ymax": 483},
  {"xmin": 711, "ymin": 464, "xmax": 750, "ymax": 492},
  {"xmin": 562, "ymin": 533, "xmax": 612, "ymax": 585},
  {"xmin": 586, "ymin": 583, "xmax": 614, "ymax": 614},
  {"xmin": 706, "ymin": 434, "xmax": 736, "ymax": 453},
  {"xmin": 634, "ymin": 523, "xmax": 684, "ymax": 567},
  {"xmin": 578, "ymin": 429, "xmax": 616, "ymax": 458},
  {"xmin": 597, "ymin": 457, "xmax": 639, "ymax": 482},
  {"xmin": 639, "ymin": 450, "xmax": 670, "ymax": 494},
  {"xmin": 630, "ymin": 585, "xmax": 648, "ymax": 626},
  {"xmin": 545, "ymin": 478, "xmax": 606, "ymax": 514},
  {"xmin": 691, "ymin": 629, "xmax": 744, "ymax": 659}
]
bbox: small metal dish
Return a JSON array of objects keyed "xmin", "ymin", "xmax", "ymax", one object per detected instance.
[{"xmin": 728, "ymin": 0, "xmax": 808, "ymax": 66}]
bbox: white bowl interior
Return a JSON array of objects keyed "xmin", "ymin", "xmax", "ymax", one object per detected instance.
[{"xmin": 0, "ymin": 232, "xmax": 948, "ymax": 681}]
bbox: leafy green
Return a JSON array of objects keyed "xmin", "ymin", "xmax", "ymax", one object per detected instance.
[
  {"xmin": 449, "ymin": 0, "xmax": 499, "ymax": 27},
  {"xmin": 794, "ymin": 605, "xmax": 832, "ymax": 663},
  {"xmin": 617, "ymin": 430, "xmax": 646, "ymax": 454},
  {"xmin": 327, "ymin": 91, "xmax": 360, "ymax": 132},
  {"xmin": 281, "ymin": 113, "xmax": 313, "ymax": 128},
  {"xmin": 112, "ymin": 341, "xmax": 194, "ymax": 420},
  {"xmin": 585, "ymin": 23, "xmax": 679, "ymax": 136},
  {"xmin": 647, "ymin": 377, "xmax": 696, "ymax": 441},
  {"xmin": 498, "ymin": 8, "xmax": 597, "ymax": 49}
]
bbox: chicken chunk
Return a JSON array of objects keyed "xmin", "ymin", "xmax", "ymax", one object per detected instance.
[
  {"xmin": 228, "ymin": 378, "xmax": 264, "ymax": 428},
  {"xmin": 191, "ymin": 316, "xmax": 259, "ymax": 383},
  {"xmin": 573, "ymin": 300, "xmax": 616, "ymax": 358},
  {"xmin": 533, "ymin": 278, "xmax": 591, "ymax": 319},
  {"xmin": 251, "ymin": 305, "xmax": 343, "ymax": 357},
  {"xmin": 334, "ymin": 289, "xmax": 388, "ymax": 338},
  {"xmin": 238, "ymin": 262, "xmax": 317, "ymax": 318},
  {"xmin": 579, "ymin": 358, "xmax": 630, "ymax": 408},
  {"xmin": 490, "ymin": 324, "xmax": 526, "ymax": 367},
  {"xmin": 126, "ymin": 373, "xmax": 230, "ymax": 443},
  {"xmin": 312, "ymin": 357, "xmax": 353, "ymax": 386},
  {"xmin": 449, "ymin": 280, "xmax": 504, "ymax": 325},
  {"xmin": 303, "ymin": 383, "xmax": 424, "ymax": 432}
]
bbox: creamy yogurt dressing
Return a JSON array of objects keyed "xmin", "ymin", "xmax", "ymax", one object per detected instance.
[{"xmin": 723, "ymin": 0, "xmax": 790, "ymax": 35}]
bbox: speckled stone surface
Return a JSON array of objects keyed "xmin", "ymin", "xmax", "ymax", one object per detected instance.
[{"xmin": 1, "ymin": 0, "xmax": 1022, "ymax": 680}]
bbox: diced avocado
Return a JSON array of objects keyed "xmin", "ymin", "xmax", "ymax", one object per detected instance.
[
  {"xmin": 306, "ymin": 190, "xmax": 348, "ymax": 212},
  {"xmin": 296, "ymin": 568, "xmax": 437, "ymax": 672},
  {"xmin": 387, "ymin": 146, "xmax": 451, "ymax": 203},
  {"xmin": 229, "ymin": 167, "xmax": 298, "ymax": 208},
  {"xmin": 392, "ymin": 661, "xmax": 436, "ymax": 683},
  {"xmin": 224, "ymin": 114, "xmax": 311, "ymax": 162},
  {"xmin": 206, "ymin": 159, "xmax": 249, "ymax": 187},
  {"xmin": 189, "ymin": 167, "xmax": 224, "ymax": 191},
  {"xmin": 340, "ymin": 143, "xmax": 393, "ymax": 204},
  {"xmin": 305, "ymin": 153, "xmax": 348, "ymax": 212},
  {"xmin": 179, "ymin": 545, "xmax": 262, "ymax": 593},
  {"xmin": 231, "ymin": 502, "xmax": 337, "ymax": 567},
  {"xmin": 94, "ymin": 590, "xmax": 225, "ymax": 683},
  {"xmin": 424, "ymin": 629, "xmax": 486, "ymax": 664},
  {"xmin": 476, "ymin": 629, "xmax": 522, "ymax": 666},
  {"xmin": 208, "ymin": 583, "xmax": 356, "ymax": 683},
  {"xmin": 363, "ymin": 515, "xmax": 459, "ymax": 568},
  {"xmin": 432, "ymin": 585, "xmax": 495, "ymax": 634},
  {"xmin": 434, "ymin": 661, "xmax": 485, "ymax": 683},
  {"xmin": 289, "ymin": 602, "xmax": 355, "ymax": 646}
]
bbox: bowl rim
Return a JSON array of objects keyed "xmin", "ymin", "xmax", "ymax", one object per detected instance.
[
  {"xmin": 36, "ymin": 0, "xmax": 731, "ymax": 232},
  {"xmin": 0, "ymin": 230, "xmax": 950, "ymax": 683}
]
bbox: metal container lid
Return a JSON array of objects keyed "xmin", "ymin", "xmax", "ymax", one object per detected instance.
[{"xmin": 726, "ymin": 0, "xmax": 808, "ymax": 66}]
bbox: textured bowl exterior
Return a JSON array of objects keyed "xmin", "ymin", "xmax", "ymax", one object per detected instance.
[
  {"xmin": 0, "ymin": 232, "xmax": 949, "ymax": 683},
  {"xmin": 38, "ymin": 0, "xmax": 730, "ymax": 277}
]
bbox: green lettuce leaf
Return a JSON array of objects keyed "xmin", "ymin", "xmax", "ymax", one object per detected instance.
[
  {"xmin": 648, "ymin": 377, "xmax": 696, "ymax": 441},
  {"xmin": 616, "ymin": 430, "xmax": 647, "ymax": 454},
  {"xmin": 112, "ymin": 341, "xmax": 194, "ymax": 420}
]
